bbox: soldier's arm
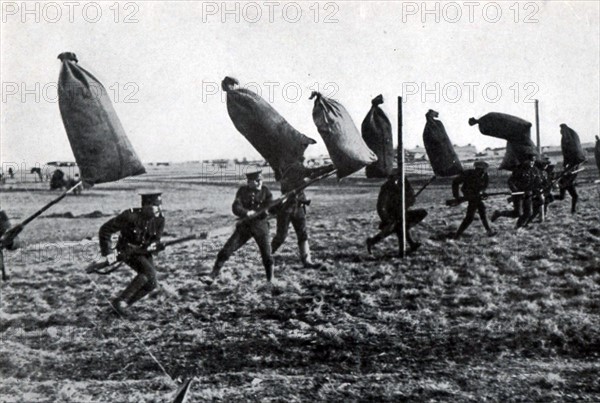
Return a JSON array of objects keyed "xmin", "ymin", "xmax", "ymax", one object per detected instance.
[
  {"xmin": 152, "ymin": 217, "xmax": 165, "ymax": 242},
  {"xmin": 232, "ymin": 187, "xmax": 249, "ymax": 217},
  {"xmin": 98, "ymin": 212, "xmax": 127, "ymax": 256}
]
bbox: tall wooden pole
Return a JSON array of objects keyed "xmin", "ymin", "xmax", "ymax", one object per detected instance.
[
  {"xmin": 535, "ymin": 99, "xmax": 541, "ymax": 154},
  {"xmin": 534, "ymin": 99, "xmax": 545, "ymax": 221},
  {"xmin": 398, "ymin": 96, "xmax": 406, "ymax": 258}
]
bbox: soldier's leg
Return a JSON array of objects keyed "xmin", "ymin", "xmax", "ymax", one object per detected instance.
[
  {"xmin": 477, "ymin": 201, "xmax": 495, "ymax": 235},
  {"xmin": 568, "ymin": 186, "xmax": 578, "ymax": 213},
  {"xmin": 112, "ymin": 257, "xmax": 155, "ymax": 313},
  {"xmin": 291, "ymin": 207, "xmax": 321, "ymax": 268},
  {"xmin": 492, "ymin": 198, "xmax": 521, "ymax": 222},
  {"xmin": 516, "ymin": 196, "xmax": 533, "ymax": 228},
  {"xmin": 407, "ymin": 209, "xmax": 427, "ymax": 229},
  {"xmin": 127, "ymin": 255, "xmax": 158, "ymax": 305},
  {"xmin": 404, "ymin": 209, "xmax": 427, "ymax": 249},
  {"xmin": 251, "ymin": 221, "xmax": 274, "ymax": 282},
  {"xmin": 366, "ymin": 221, "xmax": 396, "ymax": 254},
  {"xmin": 271, "ymin": 208, "xmax": 292, "ymax": 253},
  {"xmin": 212, "ymin": 227, "xmax": 251, "ymax": 278},
  {"xmin": 455, "ymin": 201, "xmax": 477, "ymax": 238}
]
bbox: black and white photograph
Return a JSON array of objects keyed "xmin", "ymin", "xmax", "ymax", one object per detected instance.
[{"xmin": 1, "ymin": 1, "xmax": 599, "ymax": 401}]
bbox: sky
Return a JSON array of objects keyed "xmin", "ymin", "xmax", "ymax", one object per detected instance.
[{"xmin": 1, "ymin": 1, "xmax": 599, "ymax": 166}]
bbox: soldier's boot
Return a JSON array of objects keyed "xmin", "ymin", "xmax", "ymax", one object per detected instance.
[
  {"xmin": 454, "ymin": 220, "xmax": 470, "ymax": 239},
  {"xmin": 366, "ymin": 233, "xmax": 384, "ymax": 255},
  {"xmin": 299, "ymin": 241, "xmax": 324, "ymax": 269},
  {"xmin": 128, "ymin": 275, "xmax": 157, "ymax": 305},
  {"xmin": 480, "ymin": 214, "xmax": 496, "ymax": 236},
  {"xmin": 264, "ymin": 262, "xmax": 274, "ymax": 283},
  {"xmin": 406, "ymin": 232, "xmax": 421, "ymax": 252},
  {"xmin": 571, "ymin": 198, "xmax": 578, "ymax": 214},
  {"xmin": 201, "ymin": 260, "xmax": 224, "ymax": 285},
  {"xmin": 491, "ymin": 210, "xmax": 501, "ymax": 223},
  {"xmin": 112, "ymin": 274, "xmax": 147, "ymax": 316}
]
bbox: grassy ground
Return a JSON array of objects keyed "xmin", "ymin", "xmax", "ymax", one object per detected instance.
[{"xmin": 1, "ymin": 168, "xmax": 599, "ymax": 402}]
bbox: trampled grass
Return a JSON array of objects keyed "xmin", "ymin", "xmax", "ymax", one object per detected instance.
[{"xmin": 1, "ymin": 171, "xmax": 599, "ymax": 401}]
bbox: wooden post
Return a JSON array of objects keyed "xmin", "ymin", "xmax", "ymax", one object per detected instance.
[
  {"xmin": 534, "ymin": 99, "xmax": 545, "ymax": 221},
  {"xmin": 398, "ymin": 96, "xmax": 406, "ymax": 258},
  {"xmin": 535, "ymin": 99, "xmax": 541, "ymax": 154}
]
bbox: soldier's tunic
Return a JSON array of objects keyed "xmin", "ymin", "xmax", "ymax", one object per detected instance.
[
  {"xmin": 99, "ymin": 208, "xmax": 165, "ymax": 305},
  {"xmin": 271, "ymin": 162, "xmax": 334, "ymax": 253},
  {"xmin": 216, "ymin": 185, "xmax": 274, "ymax": 271},
  {"xmin": 452, "ymin": 169, "xmax": 492, "ymax": 236}
]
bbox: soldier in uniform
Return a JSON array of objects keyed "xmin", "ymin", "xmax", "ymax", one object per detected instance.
[
  {"xmin": 1, "ymin": 210, "xmax": 21, "ymax": 278},
  {"xmin": 0, "ymin": 210, "xmax": 20, "ymax": 250},
  {"xmin": 99, "ymin": 192, "xmax": 165, "ymax": 315},
  {"xmin": 555, "ymin": 162, "xmax": 580, "ymax": 214},
  {"xmin": 204, "ymin": 170, "xmax": 274, "ymax": 284},
  {"xmin": 452, "ymin": 160, "xmax": 496, "ymax": 238},
  {"xmin": 366, "ymin": 174, "xmax": 427, "ymax": 255},
  {"xmin": 271, "ymin": 160, "xmax": 335, "ymax": 269},
  {"xmin": 529, "ymin": 156, "xmax": 554, "ymax": 223},
  {"xmin": 491, "ymin": 152, "xmax": 537, "ymax": 228}
]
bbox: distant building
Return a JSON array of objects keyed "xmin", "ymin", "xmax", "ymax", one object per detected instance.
[{"xmin": 453, "ymin": 144, "xmax": 478, "ymax": 161}]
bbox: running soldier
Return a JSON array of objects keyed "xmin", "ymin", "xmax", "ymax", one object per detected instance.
[
  {"xmin": 555, "ymin": 162, "xmax": 580, "ymax": 214},
  {"xmin": 529, "ymin": 156, "xmax": 554, "ymax": 223},
  {"xmin": 452, "ymin": 160, "xmax": 496, "ymax": 238},
  {"xmin": 271, "ymin": 160, "xmax": 334, "ymax": 269},
  {"xmin": 99, "ymin": 192, "xmax": 165, "ymax": 316},
  {"xmin": 366, "ymin": 174, "xmax": 427, "ymax": 255},
  {"xmin": 491, "ymin": 152, "xmax": 537, "ymax": 228},
  {"xmin": 204, "ymin": 170, "xmax": 274, "ymax": 284}
]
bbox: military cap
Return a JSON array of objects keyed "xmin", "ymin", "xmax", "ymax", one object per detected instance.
[
  {"xmin": 245, "ymin": 170, "xmax": 263, "ymax": 181},
  {"xmin": 473, "ymin": 160, "xmax": 489, "ymax": 169},
  {"xmin": 139, "ymin": 192, "xmax": 162, "ymax": 206}
]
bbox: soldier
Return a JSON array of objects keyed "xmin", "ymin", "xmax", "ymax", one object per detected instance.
[
  {"xmin": 452, "ymin": 160, "xmax": 496, "ymax": 238},
  {"xmin": 0, "ymin": 210, "xmax": 20, "ymax": 250},
  {"xmin": 555, "ymin": 162, "xmax": 580, "ymax": 214},
  {"xmin": 271, "ymin": 160, "xmax": 335, "ymax": 269},
  {"xmin": 1, "ymin": 210, "xmax": 21, "ymax": 279},
  {"xmin": 204, "ymin": 170, "xmax": 274, "ymax": 284},
  {"xmin": 366, "ymin": 174, "xmax": 427, "ymax": 255},
  {"xmin": 491, "ymin": 152, "xmax": 537, "ymax": 228},
  {"xmin": 529, "ymin": 156, "xmax": 554, "ymax": 223},
  {"xmin": 99, "ymin": 192, "xmax": 165, "ymax": 316}
]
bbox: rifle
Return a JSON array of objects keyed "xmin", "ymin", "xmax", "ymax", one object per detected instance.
[
  {"xmin": 549, "ymin": 167, "xmax": 584, "ymax": 190},
  {"xmin": 236, "ymin": 168, "xmax": 338, "ymax": 226},
  {"xmin": 85, "ymin": 233, "xmax": 204, "ymax": 275},
  {"xmin": 414, "ymin": 175, "xmax": 436, "ymax": 199},
  {"xmin": 0, "ymin": 181, "xmax": 82, "ymax": 281},
  {"xmin": 445, "ymin": 191, "xmax": 524, "ymax": 207}
]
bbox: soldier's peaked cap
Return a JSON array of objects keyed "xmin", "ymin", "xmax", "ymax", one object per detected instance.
[
  {"xmin": 245, "ymin": 170, "xmax": 263, "ymax": 180},
  {"xmin": 473, "ymin": 160, "xmax": 489, "ymax": 169},
  {"xmin": 139, "ymin": 192, "xmax": 162, "ymax": 206}
]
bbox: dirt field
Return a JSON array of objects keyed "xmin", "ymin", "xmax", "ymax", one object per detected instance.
[{"xmin": 1, "ymin": 165, "xmax": 599, "ymax": 402}]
